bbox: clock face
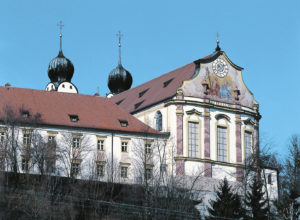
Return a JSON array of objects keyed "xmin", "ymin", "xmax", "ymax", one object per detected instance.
[{"xmin": 212, "ymin": 58, "xmax": 228, "ymax": 77}]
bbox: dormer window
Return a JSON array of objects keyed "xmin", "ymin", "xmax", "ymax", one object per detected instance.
[
  {"xmin": 116, "ymin": 99, "xmax": 124, "ymax": 105},
  {"xmin": 139, "ymin": 89, "xmax": 149, "ymax": 98},
  {"xmin": 119, "ymin": 120, "xmax": 128, "ymax": 127},
  {"xmin": 134, "ymin": 100, "xmax": 144, "ymax": 110},
  {"xmin": 69, "ymin": 115, "xmax": 79, "ymax": 122},
  {"xmin": 163, "ymin": 78, "xmax": 173, "ymax": 88},
  {"xmin": 21, "ymin": 111, "xmax": 30, "ymax": 118}
]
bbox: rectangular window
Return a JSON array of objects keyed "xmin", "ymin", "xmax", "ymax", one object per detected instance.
[
  {"xmin": 71, "ymin": 163, "xmax": 80, "ymax": 176},
  {"xmin": 146, "ymin": 168, "xmax": 152, "ymax": 180},
  {"xmin": 145, "ymin": 143, "xmax": 152, "ymax": 154},
  {"xmin": 0, "ymin": 157, "xmax": 4, "ymax": 171},
  {"xmin": 23, "ymin": 133, "xmax": 31, "ymax": 145},
  {"xmin": 217, "ymin": 126, "xmax": 227, "ymax": 162},
  {"xmin": 188, "ymin": 122, "xmax": 199, "ymax": 158},
  {"xmin": 121, "ymin": 166, "xmax": 128, "ymax": 178},
  {"xmin": 73, "ymin": 137, "xmax": 80, "ymax": 148},
  {"xmin": 46, "ymin": 160, "xmax": 55, "ymax": 173},
  {"xmin": 268, "ymin": 174, "xmax": 272, "ymax": 185},
  {"xmin": 21, "ymin": 158, "xmax": 29, "ymax": 171},
  {"xmin": 0, "ymin": 132, "xmax": 5, "ymax": 144},
  {"xmin": 97, "ymin": 164, "xmax": 104, "ymax": 176},
  {"xmin": 97, "ymin": 140, "xmax": 104, "ymax": 151},
  {"xmin": 121, "ymin": 142, "xmax": 128, "ymax": 152},
  {"xmin": 245, "ymin": 131, "xmax": 252, "ymax": 160}
]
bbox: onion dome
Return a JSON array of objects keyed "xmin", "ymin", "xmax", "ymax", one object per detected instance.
[
  {"xmin": 108, "ymin": 63, "xmax": 132, "ymax": 94},
  {"xmin": 108, "ymin": 31, "xmax": 132, "ymax": 94},
  {"xmin": 48, "ymin": 33, "xmax": 74, "ymax": 84}
]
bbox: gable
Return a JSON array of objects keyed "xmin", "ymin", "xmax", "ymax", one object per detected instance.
[{"xmin": 181, "ymin": 52, "xmax": 256, "ymax": 108}]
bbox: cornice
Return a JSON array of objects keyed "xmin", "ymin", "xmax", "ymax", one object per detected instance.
[
  {"xmin": 174, "ymin": 156, "xmax": 245, "ymax": 168},
  {"xmin": 165, "ymin": 100, "xmax": 261, "ymax": 119}
]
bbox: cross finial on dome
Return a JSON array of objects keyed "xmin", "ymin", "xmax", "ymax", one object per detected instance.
[
  {"xmin": 57, "ymin": 21, "xmax": 64, "ymax": 54},
  {"xmin": 215, "ymin": 32, "xmax": 221, "ymax": 52},
  {"xmin": 116, "ymin": 30, "xmax": 123, "ymax": 65}
]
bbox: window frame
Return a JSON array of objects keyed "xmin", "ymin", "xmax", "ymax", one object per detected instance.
[
  {"xmin": 71, "ymin": 162, "xmax": 81, "ymax": 176},
  {"xmin": 0, "ymin": 131, "xmax": 5, "ymax": 144},
  {"xmin": 145, "ymin": 168, "xmax": 152, "ymax": 180},
  {"xmin": 121, "ymin": 166, "xmax": 128, "ymax": 178},
  {"xmin": 267, "ymin": 173, "xmax": 272, "ymax": 185},
  {"xmin": 215, "ymin": 116, "xmax": 230, "ymax": 163},
  {"xmin": 121, "ymin": 139, "xmax": 130, "ymax": 153},
  {"xmin": 97, "ymin": 139, "xmax": 105, "ymax": 151},
  {"xmin": 155, "ymin": 111, "xmax": 163, "ymax": 131},
  {"xmin": 187, "ymin": 121, "xmax": 200, "ymax": 158},
  {"xmin": 21, "ymin": 157, "xmax": 30, "ymax": 172},
  {"xmin": 217, "ymin": 126, "xmax": 228, "ymax": 162},
  {"xmin": 244, "ymin": 130, "xmax": 253, "ymax": 163},
  {"xmin": 145, "ymin": 143, "xmax": 152, "ymax": 155},
  {"xmin": 96, "ymin": 163, "xmax": 105, "ymax": 177},
  {"xmin": 72, "ymin": 137, "xmax": 81, "ymax": 149},
  {"xmin": 120, "ymin": 163, "xmax": 130, "ymax": 178},
  {"xmin": 23, "ymin": 131, "xmax": 32, "ymax": 146}
]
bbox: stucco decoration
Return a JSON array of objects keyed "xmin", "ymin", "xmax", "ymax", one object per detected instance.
[{"xmin": 181, "ymin": 53, "xmax": 256, "ymax": 108}]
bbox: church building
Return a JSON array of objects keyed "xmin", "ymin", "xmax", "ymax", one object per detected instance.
[
  {"xmin": 0, "ymin": 28, "xmax": 278, "ymax": 200},
  {"xmin": 109, "ymin": 40, "xmax": 278, "ymax": 199}
]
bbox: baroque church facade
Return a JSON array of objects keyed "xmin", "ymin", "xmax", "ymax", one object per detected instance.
[{"xmin": 0, "ymin": 31, "xmax": 278, "ymax": 200}]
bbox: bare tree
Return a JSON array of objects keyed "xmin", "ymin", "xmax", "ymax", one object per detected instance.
[
  {"xmin": 274, "ymin": 135, "xmax": 300, "ymax": 220},
  {"xmin": 56, "ymin": 132, "xmax": 93, "ymax": 178}
]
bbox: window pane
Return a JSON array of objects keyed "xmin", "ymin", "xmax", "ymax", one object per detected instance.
[
  {"xmin": 98, "ymin": 140, "xmax": 104, "ymax": 150},
  {"xmin": 97, "ymin": 165, "xmax": 104, "ymax": 176},
  {"xmin": 217, "ymin": 126, "xmax": 227, "ymax": 162},
  {"xmin": 145, "ymin": 144, "xmax": 151, "ymax": 154},
  {"xmin": 245, "ymin": 132, "xmax": 252, "ymax": 161},
  {"xmin": 121, "ymin": 166, "xmax": 128, "ymax": 178},
  {"xmin": 121, "ymin": 142, "xmax": 128, "ymax": 152},
  {"xmin": 156, "ymin": 111, "xmax": 162, "ymax": 131},
  {"xmin": 188, "ymin": 122, "xmax": 199, "ymax": 158}
]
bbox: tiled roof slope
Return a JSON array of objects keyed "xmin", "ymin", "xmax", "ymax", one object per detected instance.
[
  {"xmin": 0, "ymin": 87, "xmax": 162, "ymax": 135},
  {"xmin": 110, "ymin": 53, "xmax": 217, "ymax": 114},
  {"xmin": 110, "ymin": 62, "xmax": 197, "ymax": 114}
]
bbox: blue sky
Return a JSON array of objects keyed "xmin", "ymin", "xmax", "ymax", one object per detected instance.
[{"xmin": 0, "ymin": 0, "xmax": 299, "ymax": 157}]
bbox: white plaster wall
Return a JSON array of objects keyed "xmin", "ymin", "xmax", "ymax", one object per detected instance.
[
  {"xmin": 2, "ymin": 125, "xmax": 167, "ymax": 184},
  {"xmin": 211, "ymin": 164, "xmax": 236, "ymax": 182},
  {"xmin": 45, "ymin": 83, "xmax": 56, "ymax": 91},
  {"xmin": 264, "ymin": 168, "xmax": 278, "ymax": 201},
  {"xmin": 57, "ymin": 82, "xmax": 78, "ymax": 93},
  {"xmin": 185, "ymin": 161, "xmax": 204, "ymax": 176}
]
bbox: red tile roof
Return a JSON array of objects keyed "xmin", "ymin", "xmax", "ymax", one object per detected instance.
[
  {"xmin": 0, "ymin": 87, "xmax": 162, "ymax": 136},
  {"xmin": 110, "ymin": 61, "xmax": 197, "ymax": 114},
  {"xmin": 110, "ymin": 52, "xmax": 238, "ymax": 114}
]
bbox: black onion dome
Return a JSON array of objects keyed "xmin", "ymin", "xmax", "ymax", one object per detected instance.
[
  {"xmin": 48, "ymin": 50, "xmax": 74, "ymax": 83},
  {"xmin": 108, "ymin": 63, "xmax": 132, "ymax": 94}
]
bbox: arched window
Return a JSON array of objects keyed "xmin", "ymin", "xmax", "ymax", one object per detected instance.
[
  {"xmin": 215, "ymin": 115, "xmax": 230, "ymax": 162},
  {"xmin": 155, "ymin": 111, "xmax": 162, "ymax": 131}
]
